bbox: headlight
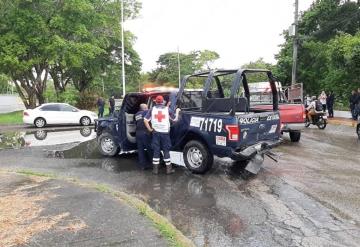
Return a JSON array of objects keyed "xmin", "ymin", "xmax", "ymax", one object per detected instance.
[{"xmin": 92, "ymin": 113, "xmax": 98, "ymax": 117}]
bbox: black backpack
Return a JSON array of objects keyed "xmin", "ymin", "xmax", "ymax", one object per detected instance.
[{"xmin": 315, "ymin": 100, "xmax": 323, "ymax": 111}]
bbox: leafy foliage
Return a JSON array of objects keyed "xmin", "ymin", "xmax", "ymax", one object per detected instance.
[
  {"xmin": 149, "ymin": 50, "xmax": 219, "ymax": 85},
  {"xmin": 241, "ymin": 58, "xmax": 275, "ymax": 82},
  {"xmin": 0, "ymin": 0, "xmax": 142, "ymax": 109},
  {"xmin": 275, "ymin": 0, "xmax": 360, "ymax": 106}
]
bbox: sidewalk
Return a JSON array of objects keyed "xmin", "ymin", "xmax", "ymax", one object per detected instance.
[
  {"xmin": 0, "ymin": 172, "xmax": 169, "ymax": 247},
  {"xmin": 327, "ymin": 117, "xmax": 357, "ymax": 127}
]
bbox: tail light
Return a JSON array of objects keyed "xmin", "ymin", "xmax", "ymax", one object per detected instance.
[
  {"xmin": 302, "ymin": 112, "xmax": 306, "ymax": 120},
  {"xmin": 225, "ymin": 125, "xmax": 240, "ymax": 141},
  {"xmin": 23, "ymin": 111, "xmax": 29, "ymax": 116}
]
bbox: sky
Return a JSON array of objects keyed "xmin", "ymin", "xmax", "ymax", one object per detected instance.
[{"xmin": 126, "ymin": 0, "xmax": 315, "ymax": 72}]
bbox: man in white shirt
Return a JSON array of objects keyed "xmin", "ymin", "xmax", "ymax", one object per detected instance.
[{"xmin": 144, "ymin": 95, "xmax": 180, "ymax": 175}]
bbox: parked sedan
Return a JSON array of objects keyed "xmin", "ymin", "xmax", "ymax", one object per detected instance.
[{"xmin": 23, "ymin": 103, "xmax": 98, "ymax": 128}]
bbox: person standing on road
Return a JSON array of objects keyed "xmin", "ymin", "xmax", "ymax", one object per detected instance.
[
  {"xmin": 350, "ymin": 90, "xmax": 358, "ymax": 120},
  {"xmin": 326, "ymin": 91, "xmax": 335, "ymax": 118},
  {"xmin": 144, "ymin": 95, "xmax": 180, "ymax": 175},
  {"xmin": 355, "ymin": 88, "xmax": 360, "ymax": 119},
  {"xmin": 319, "ymin": 91, "xmax": 327, "ymax": 112},
  {"xmin": 96, "ymin": 96, "xmax": 105, "ymax": 118},
  {"xmin": 109, "ymin": 95, "xmax": 115, "ymax": 116},
  {"xmin": 135, "ymin": 103, "xmax": 152, "ymax": 170}
]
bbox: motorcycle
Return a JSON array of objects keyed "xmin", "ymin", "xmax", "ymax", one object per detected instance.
[{"xmin": 305, "ymin": 110, "xmax": 327, "ymax": 129}]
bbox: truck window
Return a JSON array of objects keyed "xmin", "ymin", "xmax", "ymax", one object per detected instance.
[
  {"xmin": 122, "ymin": 95, "xmax": 147, "ymax": 114},
  {"xmin": 178, "ymin": 90, "xmax": 202, "ymax": 109}
]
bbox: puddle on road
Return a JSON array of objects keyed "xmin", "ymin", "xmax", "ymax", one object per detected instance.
[
  {"xmin": 45, "ymin": 140, "xmax": 253, "ymax": 246},
  {"xmin": 0, "ymin": 127, "xmax": 96, "ymax": 150}
]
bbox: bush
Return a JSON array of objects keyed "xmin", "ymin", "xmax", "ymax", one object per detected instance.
[
  {"xmin": 76, "ymin": 90, "xmax": 97, "ymax": 110},
  {"xmin": 44, "ymin": 86, "xmax": 79, "ymax": 106}
]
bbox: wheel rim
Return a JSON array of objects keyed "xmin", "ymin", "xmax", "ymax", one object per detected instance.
[
  {"xmin": 187, "ymin": 147, "xmax": 203, "ymax": 168},
  {"xmin": 318, "ymin": 118, "xmax": 326, "ymax": 128},
  {"xmin": 82, "ymin": 117, "xmax": 90, "ymax": 125},
  {"xmin": 35, "ymin": 130, "xmax": 46, "ymax": 139},
  {"xmin": 36, "ymin": 119, "xmax": 45, "ymax": 127},
  {"xmin": 81, "ymin": 127, "xmax": 91, "ymax": 136},
  {"xmin": 101, "ymin": 137, "xmax": 114, "ymax": 154}
]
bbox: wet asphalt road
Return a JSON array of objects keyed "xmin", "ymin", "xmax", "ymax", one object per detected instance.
[{"xmin": 0, "ymin": 125, "xmax": 359, "ymax": 247}]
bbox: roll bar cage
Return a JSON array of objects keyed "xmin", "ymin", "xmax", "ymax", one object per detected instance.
[{"xmin": 177, "ymin": 69, "xmax": 279, "ymax": 115}]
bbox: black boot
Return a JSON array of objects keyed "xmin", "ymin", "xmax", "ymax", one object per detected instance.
[
  {"xmin": 166, "ymin": 164, "xmax": 175, "ymax": 174},
  {"xmin": 153, "ymin": 163, "xmax": 159, "ymax": 174}
]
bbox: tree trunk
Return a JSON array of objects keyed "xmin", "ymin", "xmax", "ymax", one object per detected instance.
[{"xmin": 13, "ymin": 80, "xmax": 30, "ymax": 109}]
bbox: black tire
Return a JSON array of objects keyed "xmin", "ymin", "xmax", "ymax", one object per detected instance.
[
  {"xmin": 357, "ymin": 124, "xmax": 360, "ymax": 139},
  {"xmin": 304, "ymin": 118, "xmax": 310, "ymax": 128},
  {"xmin": 317, "ymin": 117, "xmax": 327, "ymax": 129},
  {"xmin": 183, "ymin": 140, "xmax": 213, "ymax": 174},
  {"xmin": 97, "ymin": 132, "xmax": 119, "ymax": 156},
  {"xmin": 34, "ymin": 117, "xmax": 46, "ymax": 128},
  {"xmin": 34, "ymin": 130, "xmax": 47, "ymax": 140},
  {"xmin": 80, "ymin": 116, "xmax": 91, "ymax": 126},
  {"xmin": 289, "ymin": 131, "xmax": 301, "ymax": 142},
  {"xmin": 80, "ymin": 127, "xmax": 92, "ymax": 137}
]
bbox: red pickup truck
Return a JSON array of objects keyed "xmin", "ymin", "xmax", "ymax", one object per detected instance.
[{"xmin": 249, "ymin": 82, "xmax": 305, "ymax": 142}]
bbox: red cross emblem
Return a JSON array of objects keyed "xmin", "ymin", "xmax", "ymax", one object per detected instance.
[{"xmin": 155, "ymin": 111, "xmax": 165, "ymax": 122}]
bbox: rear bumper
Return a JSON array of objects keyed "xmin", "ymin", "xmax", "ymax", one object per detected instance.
[
  {"xmin": 230, "ymin": 139, "xmax": 281, "ymax": 161},
  {"xmin": 23, "ymin": 116, "xmax": 34, "ymax": 125},
  {"xmin": 281, "ymin": 122, "xmax": 304, "ymax": 132}
]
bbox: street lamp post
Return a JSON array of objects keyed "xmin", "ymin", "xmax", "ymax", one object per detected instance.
[
  {"xmin": 177, "ymin": 46, "xmax": 181, "ymax": 88},
  {"xmin": 120, "ymin": 0, "xmax": 126, "ymax": 97},
  {"xmin": 291, "ymin": 0, "xmax": 299, "ymax": 85}
]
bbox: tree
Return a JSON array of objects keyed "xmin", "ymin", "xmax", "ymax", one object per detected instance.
[
  {"xmin": 149, "ymin": 50, "xmax": 220, "ymax": 85},
  {"xmin": 275, "ymin": 0, "xmax": 360, "ymax": 105},
  {"xmin": 0, "ymin": 74, "xmax": 10, "ymax": 93},
  {"xmin": 241, "ymin": 58, "xmax": 275, "ymax": 82},
  {"xmin": 0, "ymin": 0, "xmax": 142, "ymax": 108}
]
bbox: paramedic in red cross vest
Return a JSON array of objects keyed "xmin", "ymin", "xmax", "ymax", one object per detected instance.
[{"xmin": 144, "ymin": 95, "xmax": 180, "ymax": 175}]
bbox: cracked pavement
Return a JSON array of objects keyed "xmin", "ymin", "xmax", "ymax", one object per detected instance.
[{"xmin": 0, "ymin": 124, "xmax": 359, "ymax": 246}]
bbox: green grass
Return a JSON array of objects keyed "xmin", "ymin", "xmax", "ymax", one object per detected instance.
[
  {"xmin": 0, "ymin": 111, "xmax": 23, "ymax": 125},
  {"xmin": 16, "ymin": 169, "xmax": 57, "ymax": 178}
]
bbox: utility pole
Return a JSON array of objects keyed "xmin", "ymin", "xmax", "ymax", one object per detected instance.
[
  {"xmin": 291, "ymin": 0, "xmax": 299, "ymax": 85},
  {"xmin": 120, "ymin": 0, "xmax": 126, "ymax": 97},
  {"xmin": 177, "ymin": 46, "xmax": 181, "ymax": 88}
]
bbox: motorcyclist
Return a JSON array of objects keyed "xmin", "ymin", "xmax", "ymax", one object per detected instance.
[{"xmin": 306, "ymin": 96, "xmax": 318, "ymax": 123}]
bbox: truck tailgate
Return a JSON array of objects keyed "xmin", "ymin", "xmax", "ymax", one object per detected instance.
[
  {"xmin": 253, "ymin": 104, "xmax": 305, "ymax": 124},
  {"xmin": 236, "ymin": 111, "xmax": 281, "ymax": 146}
]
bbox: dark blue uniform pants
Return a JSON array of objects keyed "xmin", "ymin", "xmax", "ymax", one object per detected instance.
[
  {"xmin": 136, "ymin": 132, "xmax": 152, "ymax": 168},
  {"xmin": 98, "ymin": 107, "xmax": 104, "ymax": 117},
  {"xmin": 152, "ymin": 132, "xmax": 171, "ymax": 166}
]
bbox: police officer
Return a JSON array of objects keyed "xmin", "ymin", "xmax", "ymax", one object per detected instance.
[
  {"xmin": 144, "ymin": 95, "xmax": 180, "ymax": 175},
  {"xmin": 96, "ymin": 96, "xmax": 105, "ymax": 117},
  {"xmin": 109, "ymin": 95, "xmax": 115, "ymax": 116},
  {"xmin": 135, "ymin": 104, "xmax": 152, "ymax": 169}
]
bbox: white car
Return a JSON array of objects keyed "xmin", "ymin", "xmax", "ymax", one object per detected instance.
[
  {"xmin": 23, "ymin": 103, "xmax": 98, "ymax": 128},
  {"xmin": 24, "ymin": 128, "xmax": 96, "ymax": 146}
]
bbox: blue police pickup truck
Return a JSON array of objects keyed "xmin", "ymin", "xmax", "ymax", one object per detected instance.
[{"xmin": 95, "ymin": 69, "xmax": 282, "ymax": 175}]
